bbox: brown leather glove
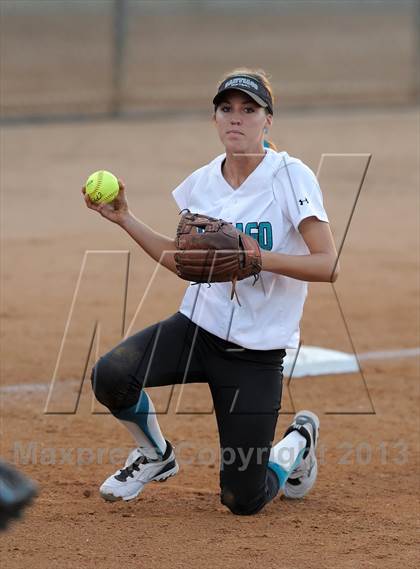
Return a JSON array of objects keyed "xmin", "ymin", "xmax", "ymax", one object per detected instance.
[{"xmin": 174, "ymin": 211, "xmax": 262, "ymax": 302}]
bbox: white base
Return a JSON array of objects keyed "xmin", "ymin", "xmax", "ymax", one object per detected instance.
[{"xmin": 283, "ymin": 346, "xmax": 359, "ymax": 378}]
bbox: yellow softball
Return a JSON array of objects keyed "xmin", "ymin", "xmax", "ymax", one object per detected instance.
[{"xmin": 85, "ymin": 170, "xmax": 119, "ymax": 204}]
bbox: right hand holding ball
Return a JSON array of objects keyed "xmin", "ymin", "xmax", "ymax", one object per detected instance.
[
  {"xmin": 82, "ymin": 171, "xmax": 129, "ymax": 224},
  {"xmin": 85, "ymin": 170, "xmax": 120, "ymax": 204}
]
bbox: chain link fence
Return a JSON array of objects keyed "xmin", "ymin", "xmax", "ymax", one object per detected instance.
[{"xmin": 1, "ymin": 0, "xmax": 418, "ymax": 122}]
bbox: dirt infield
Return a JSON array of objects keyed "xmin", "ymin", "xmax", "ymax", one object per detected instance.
[{"xmin": 1, "ymin": 108, "xmax": 419, "ymax": 568}]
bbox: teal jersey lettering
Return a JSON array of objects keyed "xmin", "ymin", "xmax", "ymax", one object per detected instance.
[{"xmin": 235, "ymin": 221, "xmax": 273, "ymax": 251}]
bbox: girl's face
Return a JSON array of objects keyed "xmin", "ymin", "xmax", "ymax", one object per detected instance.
[{"xmin": 213, "ymin": 90, "xmax": 272, "ymax": 154}]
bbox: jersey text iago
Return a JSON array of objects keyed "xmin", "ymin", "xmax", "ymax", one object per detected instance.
[{"xmin": 236, "ymin": 221, "xmax": 273, "ymax": 251}]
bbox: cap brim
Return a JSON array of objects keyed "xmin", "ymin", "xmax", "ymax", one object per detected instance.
[{"xmin": 213, "ymin": 88, "xmax": 269, "ymax": 110}]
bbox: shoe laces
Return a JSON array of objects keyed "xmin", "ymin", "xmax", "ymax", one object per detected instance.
[
  {"xmin": 289, "ymin": 459, "xmax": 307, "ymax": 479},
  {"xmin": 116, "ymin": 455, "xmax": 149, "ymax": 481},
  {"xmin": 289, "ymin": 452, "xmax": 316, "ymax": 480}
]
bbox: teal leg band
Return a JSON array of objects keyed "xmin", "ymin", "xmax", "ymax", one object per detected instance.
[
  {"xmin": 267, "ymin": 447, "xmax": 306, "ymax": 489},
  {"xmin": 114, "ymin": 392, "xmax": 161, "ymax": 455}
]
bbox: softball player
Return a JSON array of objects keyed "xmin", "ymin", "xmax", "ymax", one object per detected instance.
[{"xmin": 83, "ymin": 68, "xmax": 339, "ymax": 515}]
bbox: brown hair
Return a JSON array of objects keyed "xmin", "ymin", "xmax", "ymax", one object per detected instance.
[{"xmin": 216, "ymin": 68, "xmax": 277, "ymax": 151}]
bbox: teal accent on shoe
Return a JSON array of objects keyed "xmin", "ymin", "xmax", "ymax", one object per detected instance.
[
  {"xmin": 114, "ymin": 392, "xmax": 162, "ymax": 456},
  {"xmin": 268, "ymin": 447, "xmax": 306, "ymax": 489}
]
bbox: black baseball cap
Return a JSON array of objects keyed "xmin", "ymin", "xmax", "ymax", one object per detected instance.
[{"xmin": 213, "ymin": 74, "xmax": 273, "ymax": 115}]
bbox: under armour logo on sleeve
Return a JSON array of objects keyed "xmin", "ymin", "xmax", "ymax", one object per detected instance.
[{"xmin": 299, "ymin": 198, "xmax": 309, "ymax": 205}]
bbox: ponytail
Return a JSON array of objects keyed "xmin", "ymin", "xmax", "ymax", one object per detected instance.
[{"xmin": 264, "ymin": 139, "xmax": 278, "ymax": 151}]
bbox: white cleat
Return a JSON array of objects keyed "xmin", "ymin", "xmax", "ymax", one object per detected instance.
[
  {"xmin": 99, "ymin": 439, "xmax": 179, "ymax": 502},
  {"xmin": 282, "ymin": 410, "xmax": 320, "ymax": 499}
]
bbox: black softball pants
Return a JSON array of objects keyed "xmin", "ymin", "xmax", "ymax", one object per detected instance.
[{"xmin": 91, "ymin": 311, "xmax": 286, "ymax": 515}]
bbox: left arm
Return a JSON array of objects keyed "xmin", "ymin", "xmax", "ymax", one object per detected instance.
[{"xmin": 260, "ymin": 216, "xmax": 340, "ymax": 283}]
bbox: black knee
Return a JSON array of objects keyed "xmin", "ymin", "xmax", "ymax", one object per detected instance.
[
  {"xmin": 90, "ymin": 349, "xmax": 140, "ymax": 411},
  {"xmin": 90, "ymin": 357, "xmax": 118, "ymax": 410},
  {"xmin": 220, "ymin": 487, "xmax": 266, "ymax": 516}
]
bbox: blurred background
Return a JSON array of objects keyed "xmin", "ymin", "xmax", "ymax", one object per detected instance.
[{"xmin": 1, "ymin": 0, "xmax": 418, "ymax": 122}]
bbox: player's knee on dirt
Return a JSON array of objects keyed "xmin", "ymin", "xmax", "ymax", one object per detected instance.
[{"xmin": 220, "ymin": 486, "xmax": 266, "ymax": 516}]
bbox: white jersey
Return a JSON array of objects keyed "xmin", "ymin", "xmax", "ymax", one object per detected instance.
[{"xmin": 172, "ymin": 148, "xmax": 329, "ymax": 350}]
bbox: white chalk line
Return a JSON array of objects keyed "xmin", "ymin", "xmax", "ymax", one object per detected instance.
[
  {"xmin": 357, "ymin": 347, "xmax": 420, "ymax": 361},
  {"xmin": 0, "ymin": 379, "xmax": 78, "ymax": 394},
  {"xmin": 1, "ymin": 347, "xmax": 418, "ymax": 395}
]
